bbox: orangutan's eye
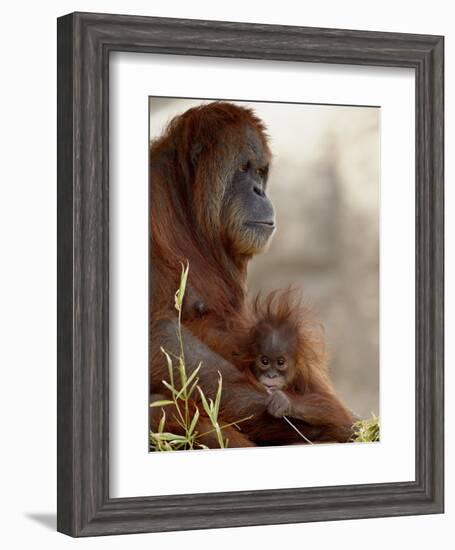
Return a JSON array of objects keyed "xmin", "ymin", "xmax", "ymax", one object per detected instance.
[
  {"xmin": 261, "ymin": 356, "xmax": 270, "ymax": 366},
  {"xmin": 277, "ymin": 357, "xmax": 286, "ymax": 367},
  {"xmin": 256, "ymin": 166, "xmax": 267, "ymax": 178}
]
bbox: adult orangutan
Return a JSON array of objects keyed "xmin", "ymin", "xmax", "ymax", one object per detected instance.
[{"xmin": 149, "ymin": 101, "xmax": 353, "ymax": 447}]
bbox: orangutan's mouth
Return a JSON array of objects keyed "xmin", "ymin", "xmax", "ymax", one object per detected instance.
[
  {"xmin": 246, "ymin": 221, "xmax": 276, "ymax": 229},
  {"xmin": 263, "ymin": 382, "xmax": 285, "ymax": 391}
]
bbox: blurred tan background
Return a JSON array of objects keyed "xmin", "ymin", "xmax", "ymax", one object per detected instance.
[{"xmin": 150, "ymin": 97, "xmax": 380, "ymax": 419}]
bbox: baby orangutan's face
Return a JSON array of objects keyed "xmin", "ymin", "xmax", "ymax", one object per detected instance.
[{"xmin": 251, "ymin": 326, "xmax": 296, "ymax": 391}]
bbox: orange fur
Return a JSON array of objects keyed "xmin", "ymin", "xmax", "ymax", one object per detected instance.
[
  {"xmin": 150, "ymin": 101, "xmax": 271, "ymax": 322},
  {"xmin": 149, "ymin": 102, "xmax": 354, "ymax": 446},
  {"xmin": 235, "ymin": 289, "xmax": 330, "ymax": 394}
]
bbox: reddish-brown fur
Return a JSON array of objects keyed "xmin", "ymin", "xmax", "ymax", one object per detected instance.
[
  {"xmin": 235, "ymin": 290, "xmax": 325, "ymax": 393},
  {"xmin": 234, "ymin": 291, "xmax": 354, "ymax": 441},
  {"xmin": 149, "ymin": 102, "xmax": 353, "ymax": 447},
  {"xmin": 150, "ymin": 102, "xmax": 270, "ymax": 320}
]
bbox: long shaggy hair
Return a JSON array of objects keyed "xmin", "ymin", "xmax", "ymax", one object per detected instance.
[
  {"xmin": 235, "ymin": 289, "xmax": 330, "ymax": 395},
  {"xmin": 150, "ymin": 101, "xmax": 271, "ymax": 320}
]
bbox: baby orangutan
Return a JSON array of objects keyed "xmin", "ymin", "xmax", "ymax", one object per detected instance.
[
  {"xmin": 238, "ymin": 290, "xmax": 354, "ymax": 445},
  {"xmin": 237, "ymin": 291, "xmax": 316, "ymax": 421},
  {"xmin": 248, "ymin": 322, "xmax": 303, "ymax": 418}
]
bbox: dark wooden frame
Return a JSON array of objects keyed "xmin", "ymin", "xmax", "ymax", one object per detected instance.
[{"xmin": 57, "ymin": 12, "xmax": 444, "ymax": 536}]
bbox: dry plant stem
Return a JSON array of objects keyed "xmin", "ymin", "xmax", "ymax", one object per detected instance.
[{"xmin": 282, "ymin": 416, "xmax": 314, "ymax": 445}]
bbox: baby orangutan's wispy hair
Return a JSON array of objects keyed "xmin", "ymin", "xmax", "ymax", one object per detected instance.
[{"xmin": 236, "ymin": 288, "xmax": 329, "ymax": 394}]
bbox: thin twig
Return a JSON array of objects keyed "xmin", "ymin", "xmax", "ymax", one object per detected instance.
[{"xmin": 283, "ymin": 416, "xmax": 313, "ymax": 445}]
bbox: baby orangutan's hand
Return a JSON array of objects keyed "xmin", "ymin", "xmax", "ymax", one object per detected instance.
[{"xmin": 266, "ymin": 390, "xmax": 292, "ymax": 418}]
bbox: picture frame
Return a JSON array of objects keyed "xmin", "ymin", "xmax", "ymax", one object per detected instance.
[{"xmin": 57, "ymin": 11, "xmax": 444, "ymax": 536}]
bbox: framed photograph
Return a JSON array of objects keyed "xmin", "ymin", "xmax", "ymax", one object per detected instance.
[{"xmin": 57, "ymin": 12, "xmax": 444, "ymax": 536}]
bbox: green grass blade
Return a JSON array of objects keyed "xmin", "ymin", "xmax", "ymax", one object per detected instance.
[
  {"xmin": 158, "ymin": 410, "xmax": 166, "ymax": 433},
  {"xmin": 188, "ymin": 406, "xmax": 200, "ymax": 436},
  {"xmin": 152, "ymin": 432, "xmax": 188, "ymax": 442},
  {"xmin": 197, "ymin": 386, "xmax": 212, "ymax": 417},
  {"xmin": 162, "ymin": 380, "xmax": 179, "ymax": 397},
  {"xmin": 160, "ymin": 347, "xmax": 175, "ymax": 387},
  {"xmin": 175, "ymin": 366, "xmax": 200, "ymax": 400},
  {"xmin": 174, "ymin": 261, "xmax": 189, "ymax": 312},
  {"xmin": 150, "ymin": 400, "xmax": 174, "ymax": 408},
  {"xmin": 214, "ymin": 372, "xmax": 223, "ymax": 418}
]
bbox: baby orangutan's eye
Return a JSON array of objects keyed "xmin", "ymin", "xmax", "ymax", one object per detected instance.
[
  {"xmin": 260, "ymin": 356, "xmax": 270, "ymax": 366},
  {"xmin": 277, "ymin": 357, "xmax": 286, "ymax": 366}
]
